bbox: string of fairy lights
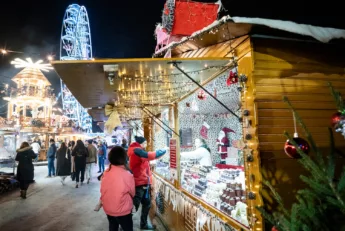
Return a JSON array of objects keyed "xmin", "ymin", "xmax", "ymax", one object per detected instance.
[{"xmin": 116, "ymin": 65, "xmax": 225, "ymax": 87}]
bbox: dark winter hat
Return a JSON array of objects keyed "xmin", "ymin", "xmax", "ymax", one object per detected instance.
[{"xmin": 135, "ymin": 136, "xmax": 146, "ymax": 144}]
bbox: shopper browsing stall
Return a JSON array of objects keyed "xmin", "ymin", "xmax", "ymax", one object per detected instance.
[
  {"xmin": 180, "ymin": 138, "xmax": 212, "ymax": 166},
  {"xmin": 128, "ymin": 136, "xmax": 167, "ymax": 230}
]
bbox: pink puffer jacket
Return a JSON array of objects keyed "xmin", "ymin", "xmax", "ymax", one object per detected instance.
[{"xmin": 101, "ymin": 165, "xmax": 135, "ymax": 217}]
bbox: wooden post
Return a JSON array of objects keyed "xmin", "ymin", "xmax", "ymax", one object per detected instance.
[
  {"xmin": 173, "ymin": 103, "xmax": 181, "ymax": 188},
  {"xmin": 143, "ymin": 117, "xmax": 153, "ymax": 151}
]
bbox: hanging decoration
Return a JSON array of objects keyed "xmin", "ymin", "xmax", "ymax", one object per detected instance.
[
  {"xmin": 104, "ymin": 104, "xmax": 122, "ymax": 135},
  {"xmin": 153, "ymin": 174, "xmax": 235, "ymax": 231},
  {"xmin": 271, "ymin": 226, "xmax": 279, "ymax": 231},
  {"xmin": 197, "ymin": 90, "xmax": 207, "ymax": 100},
  {"xmin": 200, "ymin": 121, "xmax": 210, "ymax": 139},
  {"xmin": 226, "ymin": 71, "xmax": 238, "ymax": 86},
  {"xmin": 155, "ymin": 191, "xmax": 165, "ymax": 215},
  {"xmin": 284, "ymin": 112, "xmax": 310, "ymax": 158},
  {"xmin": 329, "ymin": 82, "xmax": 345, "ymax": 138},
  {"xmin": 161, "ymin": 0, "xmax": 219, "ymax": 36},
  {"xmin": 162, "ymin": 0, "xmax": 175, "ymax": 34},
  {"xmin": 331, "ymin": 112, "xmax": 343, "ymax": 127},
  {"xmin": 191, "ymin": 100, "xmax": 199, "ymax": 111}
]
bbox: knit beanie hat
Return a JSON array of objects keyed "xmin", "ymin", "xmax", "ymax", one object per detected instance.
[{"xmin": 135, "ymin": 136, "xmax": 146, "ymax": 144}]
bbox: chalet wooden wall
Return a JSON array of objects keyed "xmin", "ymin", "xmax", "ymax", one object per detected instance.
[{"xmin": 251, "ymin": 37, "xmax": 345, "ymax": 211}]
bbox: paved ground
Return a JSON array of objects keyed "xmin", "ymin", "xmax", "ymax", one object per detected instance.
[{"xmin": 0, "ymin": 166, "xmax": 164, "ymax": 231}]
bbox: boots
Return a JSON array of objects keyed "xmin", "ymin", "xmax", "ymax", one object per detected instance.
[{"xmin": 20, "ymin": 190, "xmax": 27, "ymax": 199}]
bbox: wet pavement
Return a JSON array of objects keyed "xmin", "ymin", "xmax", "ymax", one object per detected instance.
[{"xmin": 0, "ymin": 166, "xmax": 164, "ymax": 231}]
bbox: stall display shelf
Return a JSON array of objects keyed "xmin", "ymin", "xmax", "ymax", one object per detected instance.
[{"xmin": 181, "ymin": 163, "xmax": 248, "ymax": 226}]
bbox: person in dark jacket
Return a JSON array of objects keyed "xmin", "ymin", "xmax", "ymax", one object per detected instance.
[
  {"xmin": 47, "ymin": 139, "xmax": 57, "ymax": 177},
  {"xmin": 15, "ymin": 142, "xmax": 37, "ymax": 199},
  {"xmin": 72, "ymin": 140, "xmax": 89, "ymax": 188},
  {"xmin": 56, "ymin": 142, "xmax": 71, "ymax": 185},
  {"xmin": 128, "ymin": 136, "xmax": 167, "ymax": 230}
]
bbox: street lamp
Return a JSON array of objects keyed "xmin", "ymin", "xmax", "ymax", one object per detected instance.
[{"xmin": 1, "ymin": 49, "xmax": 7, "ymax": 54}]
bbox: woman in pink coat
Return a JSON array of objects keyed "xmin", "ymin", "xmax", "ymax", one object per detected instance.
[{"xmin": 100, "ymin": 146, "xmax": 135, "ymax": 231}]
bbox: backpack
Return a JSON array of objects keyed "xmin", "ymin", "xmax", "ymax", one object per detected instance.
[
  {"xmin": 76, "ymin": 148, "xmax": 88, "ymax": 158},
  {"xmin": 98, "ymin": 148, "xmax": 104, "ymax": 156}
]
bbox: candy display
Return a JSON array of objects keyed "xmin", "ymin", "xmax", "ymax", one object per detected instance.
[
  {"xmin": 154, "ymin": 161, "xmax": 170, "ymax": 179},
  {"xmin": 181, "ymin": 161, "xmax": 248, "ymax": 225}
]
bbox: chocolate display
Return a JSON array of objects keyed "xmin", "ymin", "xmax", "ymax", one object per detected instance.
[{"xmin": 181, "ymin": 163, "xmax": 248, "ymax": 224}]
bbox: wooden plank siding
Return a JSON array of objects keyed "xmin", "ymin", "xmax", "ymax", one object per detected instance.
[
  {"xmin": 251, "ymin": 37, "xmax": 345, "ymax": 211},
  {"xmin": 252, "ymin": 37, "xmax": 345, "ymax": 154}
]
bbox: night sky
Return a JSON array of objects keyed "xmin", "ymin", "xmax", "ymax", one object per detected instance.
[
  {"xmin": 0, "ymin": 0, "xmax": 165, "ymax": 115},
  {"xmin": 0, "ymin": 0, "xmax": 344, "ymax": 116}
]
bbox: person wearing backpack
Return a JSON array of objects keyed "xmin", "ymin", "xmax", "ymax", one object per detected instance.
[
  {"xmin": 72, "ymin": 140, "xmax": 89, "ymax": 188},
  {"xmin": 97, "ymin": 141, "xmax": 106, "ymax": 173}
]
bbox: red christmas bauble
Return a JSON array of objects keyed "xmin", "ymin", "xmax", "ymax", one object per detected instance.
[
  {"xmin": 226, "ymin": 71, "xmax": 238, "ymax": 86},
  {"xmin": 197, "ymin": 90, "xmax": 206, "ymax": 100},
  {"xmin": 271, "ymin": 226, "xmax": 279, "ymax": 231},
  {"xmin": 331, "ymin": 112, "xmax": 342, "ymax": 127},
  {"xmin": 284, "ymin": 137, "xmax": 310, "ymax": 159}
]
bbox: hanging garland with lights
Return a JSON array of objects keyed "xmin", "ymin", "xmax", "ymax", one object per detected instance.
[
  {"xmin": 118, "ymin": 85, "xmax": 194, "ymax": 94},
  {"xmin": 119, "ymin": 65, "xmax": 225, "ymax": 83}
]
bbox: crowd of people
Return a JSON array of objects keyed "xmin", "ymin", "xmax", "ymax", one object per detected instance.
[{"xmin": 14, "ymin": 136, "xmax": 168, "ymax": 231}]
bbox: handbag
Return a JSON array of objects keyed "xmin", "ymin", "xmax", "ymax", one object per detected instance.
[
  {"xmin": 71, "ymin": 172, "xmax": 76, "ymax": 181},
  {"xmin": 71, "ymin": 154, "xmax": 76, "ymax": 181}
]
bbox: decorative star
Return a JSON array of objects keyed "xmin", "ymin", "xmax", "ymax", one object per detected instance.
[{"xmin": 11, "ymin": 58, "xmax": 53, "ymax": 72}]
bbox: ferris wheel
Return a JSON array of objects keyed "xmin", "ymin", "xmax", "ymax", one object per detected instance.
[
  {"xmin": 59, "ymin": 4, "xmax": 93, "ymax": 132},
  {"xmin": 60, "ymin": 4, "xmax": 92, "ymax": 60}
]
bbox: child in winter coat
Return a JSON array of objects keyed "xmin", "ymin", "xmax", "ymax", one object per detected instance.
[{"xmin": 96, "ymin": 146, "xmax": 135, "ymax": 231}]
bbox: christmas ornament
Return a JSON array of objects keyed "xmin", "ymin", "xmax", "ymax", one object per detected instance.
[
  {"xmin": 156, "ymin": 192, "xmax": 165, "ymax": 214},
  {"xmin": 226, "ymin": 70, "xmax": 238, "ymax": 86},
  {"xmin": 331, "ymin": 112, "xmax": 343, "ymax": 127},
  {"xmin": 284, "ymin": 112, "xmax": 310, "ymax": 158},
  {"xmin": 271, "ymin": 226, "xmax": 279, "ymax": 231},
  {"xmin": 197, "ymin": 90, "xmax": 207, "ymax": 100},
  {"xmin": 200, "ymin": 121, "xmax": 210, "ymax": 139},
  {"xmin": 284, "ymin": 137, "xmax": 310, "ymax": 158}
]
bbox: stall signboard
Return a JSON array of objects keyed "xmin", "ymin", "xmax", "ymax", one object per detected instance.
[{"xmin": 169, "ymin": 138, "xmax": 177, "ymax": 169}]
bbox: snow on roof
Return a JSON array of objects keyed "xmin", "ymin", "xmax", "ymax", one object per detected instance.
[
  {"xmin": 154, "ymin": 16, "xmax": 345, "ymax": 56},
  {"xmin": 232, "ymin": 17, "xmax": 345, "ymax": 43}
]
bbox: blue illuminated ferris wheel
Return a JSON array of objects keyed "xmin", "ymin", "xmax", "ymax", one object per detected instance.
[{"xmin": 59, "ymin": 4, "xmax": 93, "ymax": 132}]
